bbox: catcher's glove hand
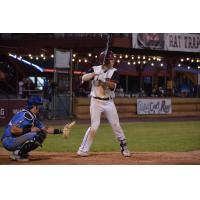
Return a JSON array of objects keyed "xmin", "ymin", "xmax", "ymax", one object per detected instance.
[{"xmin": 63, "ymin": 121, "xmax": 76, "ymax": 139}]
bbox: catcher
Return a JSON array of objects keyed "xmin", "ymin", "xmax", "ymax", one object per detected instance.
[{"xmin": 0, "ymin": 96, "xmax": 75, "ymax": 162}]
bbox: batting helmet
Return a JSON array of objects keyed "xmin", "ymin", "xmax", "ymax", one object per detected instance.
[
  {"xmin": 27, "ymin": 96, "xmax": 43, "ymax": 109},
  {"xmin": 99, "ymin": 50, "xmax": 114, "ymax": 64}
]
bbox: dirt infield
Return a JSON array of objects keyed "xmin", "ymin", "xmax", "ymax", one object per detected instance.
[{"xmin": 0, "ymin": 148, "xmax": 200, "ymax": 165}]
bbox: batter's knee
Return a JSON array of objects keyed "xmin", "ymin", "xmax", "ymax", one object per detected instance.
[{"xmin": 112, "ymin": 123, "xmax": 122, "ymax": 131}]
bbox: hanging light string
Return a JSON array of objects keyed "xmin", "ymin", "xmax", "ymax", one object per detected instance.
[{"xmin": 9, "ymin": 52, "xmax": 200, "ymax": 69}]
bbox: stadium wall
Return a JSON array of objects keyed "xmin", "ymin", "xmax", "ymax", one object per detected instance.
[{"xmin": 74, "ymin": 97, "xmax": 200, "ymax": 119}]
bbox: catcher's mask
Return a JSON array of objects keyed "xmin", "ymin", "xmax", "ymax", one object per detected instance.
[{"xmin": 99, "ymin": 50, "xmax": 114, "ymax": 65}]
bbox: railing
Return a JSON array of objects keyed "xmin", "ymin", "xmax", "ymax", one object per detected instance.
[{"xmin": 0, "ymin": 33, "xmax": 132, "ymax": 40}]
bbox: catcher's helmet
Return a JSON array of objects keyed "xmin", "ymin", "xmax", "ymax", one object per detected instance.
[
  {"xmin": 99, "ymin": 50, "xmax": 114, "ymax": 64},
  {"xmin": 27, "ymin": 96, "xmax": 43, "ymax": 109}
]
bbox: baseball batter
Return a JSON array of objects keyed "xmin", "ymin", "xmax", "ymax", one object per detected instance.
[{"xmin": 77, "ymin": 51, "xmax": 131, "ymax": 157}]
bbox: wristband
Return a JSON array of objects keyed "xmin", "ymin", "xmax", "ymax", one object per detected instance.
[{"xmin": 53, "ymin": 129, "xmax": 63, "ymax": 134}]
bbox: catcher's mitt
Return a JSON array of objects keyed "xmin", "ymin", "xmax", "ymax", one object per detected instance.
[{"xmin": 63, "ymin": 121, "xmax": 76, "ymax": 139}]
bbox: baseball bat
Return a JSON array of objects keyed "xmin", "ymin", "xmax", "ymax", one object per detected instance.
[{"xmin": 102, "ymin": 34, "xmax": 112, "ymax": 65}]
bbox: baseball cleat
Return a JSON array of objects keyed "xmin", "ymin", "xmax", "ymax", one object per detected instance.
[
  {"xmin": 10, "ymin": 150, "xmax": 29, "ymax": 162},
  {"xmin": 77, "ymin": 150, "xmax": 89, "ymax": 157},
  {"xmin": 120, "ymin": 139, "xmax": 131, "ymax": 157},
  {"xmin": 121, "ymin": 149, "xmax": 131, "ymax": 157}
]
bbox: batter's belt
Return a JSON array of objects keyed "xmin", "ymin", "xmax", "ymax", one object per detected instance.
[{"xmin": 93, "ymin": 96, "xmax": 112, "ymax": 101}]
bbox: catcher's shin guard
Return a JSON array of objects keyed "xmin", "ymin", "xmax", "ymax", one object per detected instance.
[{"xmin": 18, "ymin": 130, "xmax": 47, "ymax": 156}]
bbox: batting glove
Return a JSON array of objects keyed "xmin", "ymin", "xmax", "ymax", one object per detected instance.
[{"xmin": 97, "ymin": 74, "xmax": 106, "ymax": 83}]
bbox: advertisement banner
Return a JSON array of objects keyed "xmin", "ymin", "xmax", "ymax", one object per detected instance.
[
  {"xmin": 132, "ymin": 33, "xmax": 165, "ymax": 50},
  {"xmin": 0, "ymin": 100, "xmax": 26, "ymax": 125},
  {"xmin": 137, "ymin": 98, "xmax": 172, "ymax": 115},
  {"xmin": 165, "ymin": 33, "xmax": 200, "ymax": 52},
  {"xmin": 132, "ymin": 33, "xmax": 200, "ymax": 53}
]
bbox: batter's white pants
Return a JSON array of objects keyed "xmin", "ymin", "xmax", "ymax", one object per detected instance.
[{"xmin": 78, "ymin": 97, "xmax": 126, "ymax": 153}]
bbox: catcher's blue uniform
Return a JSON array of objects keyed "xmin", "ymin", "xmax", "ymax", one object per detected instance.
[{"xmin": 1, "ymin": 108, "xmax": 45, "ymax": 151}]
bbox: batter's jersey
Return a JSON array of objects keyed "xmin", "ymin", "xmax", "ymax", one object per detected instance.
[
  {"xmin": 89, "ymin": 65, "xmax": 119, "ymax": 99},
  {"xmin": 1, "ymin": 109, "xmax": 44, "ymax": 141}
]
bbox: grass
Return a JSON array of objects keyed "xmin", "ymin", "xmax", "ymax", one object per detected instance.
[{"xmin": 0, "ymin": 121, "xmax": 200, "ymax": 152}]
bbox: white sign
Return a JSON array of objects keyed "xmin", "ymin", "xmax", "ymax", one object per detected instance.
[
  {"xmin": 132, "ymin": 33, "xmax": 200, "ymax": 53},
  {"xmin": 137, "ymin": 98, "xmax": 172, "ymax": 115},
  {"xmin": 54, "ymin": 49, "xmax": 71, "ymax": 68},
  {"xmin": 165, "ymin": 33, "xmax": 200, "ymax": 52}
]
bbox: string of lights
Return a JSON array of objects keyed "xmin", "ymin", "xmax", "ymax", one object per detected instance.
[{"xmin": 8, "ymin": 52, "xmax": 200, "ymax": 69}]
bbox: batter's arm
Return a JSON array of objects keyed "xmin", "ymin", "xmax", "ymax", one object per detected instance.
[
  {"xmin": 82, "ymin": 67, "xmax": 96, "ymax": 82},
  {"xmin": 82, "ymin": 72, "xmax": 96, "ymax": 82},
  {"xmin": 100, "ymin": 70, "xmax": 119, "ymax": 90},
  {"xmin": 103, "ymin": 80, "xmax": 117, "ymax": 90}
]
